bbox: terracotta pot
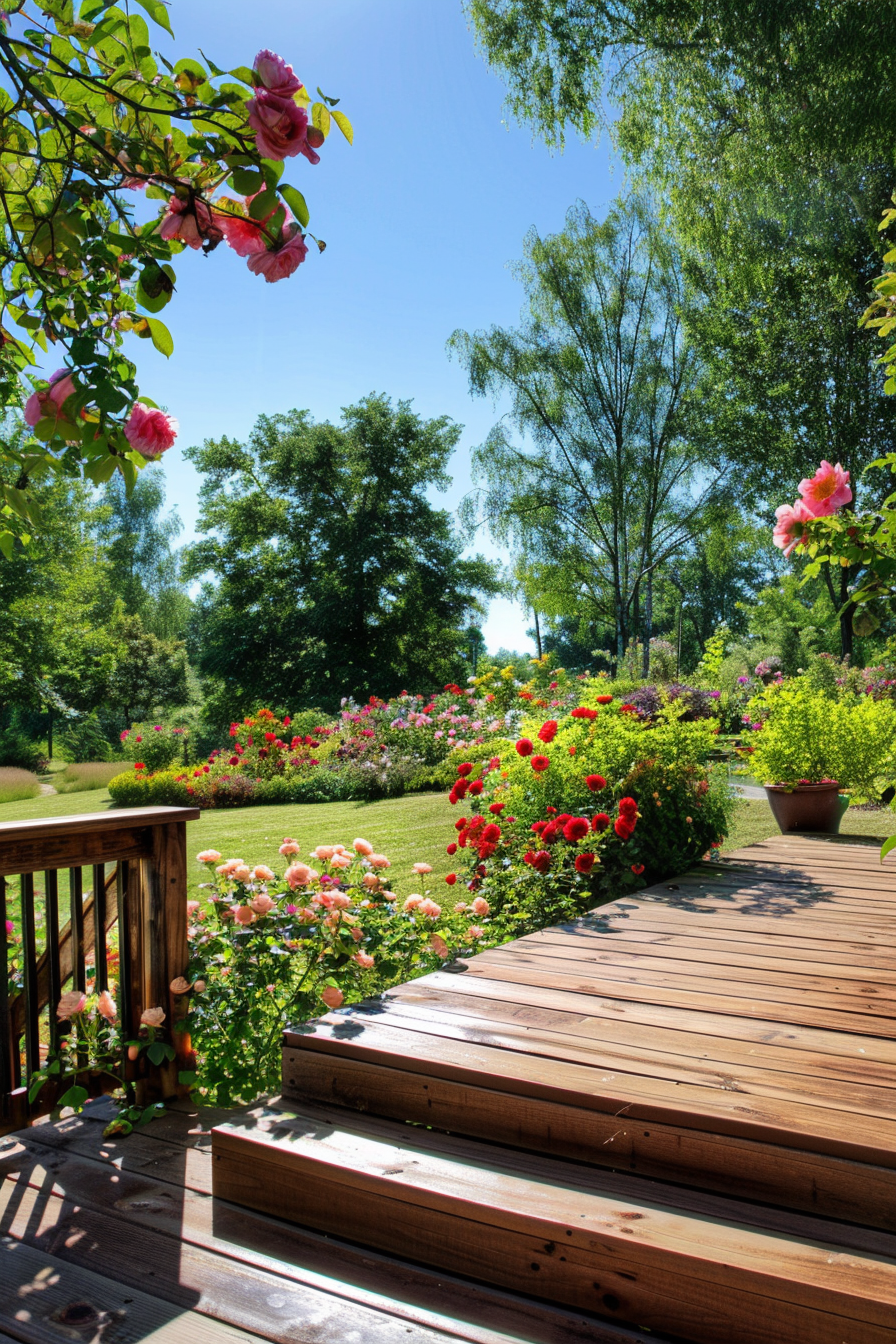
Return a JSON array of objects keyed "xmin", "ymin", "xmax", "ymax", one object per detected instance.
[{"xmin": 764, "ymin": 781, "xmax": 842, "ymax": 834}]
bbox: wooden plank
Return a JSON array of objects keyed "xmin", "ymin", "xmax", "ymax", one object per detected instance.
[
  {"xmin": 518, "ymin": 926, "xmax": 896, "ymax": 988},
  {"xmin": 283, "ymin": 1018, "xmax": 896, "ymax": 1163},
  {"xmin": 469, "ymin": 943, "xmax": 896, "ymax": 1015},
  {"xmin": 0, "ymin": 1130, "xmax": 670, "ymax": 1344},
  {"xmin": 211, "ymin": 1118, "xmax": 896, "ymax": 1344},
  {"xmin": 359, "ymin": 998, "xmax": 896, "ymax": 1120},
  {"xmin": 454, "ymin": 949, "xmax": 896, "ymax": 1037},
  {"xmin": 0, "ymin": 1236, "xmax": 266, "ymax": 1344},
  {"xmin": 419, "ymin": 969, "xmax": 896, "ymax": 1064},
  {"xmin": 590, "ymin": 902, "xmax": 893, "ymax": 944},
  {"xmin": 0, "ymin": 806, "xmax": 201, "ymax": 843},
  {"xmin": 381, "ymin": 981, "xmax": 896, "ymax": 1088},
  {"xmin": 0, "ymin": 826, "xmax": 153, "ymax": 879}
]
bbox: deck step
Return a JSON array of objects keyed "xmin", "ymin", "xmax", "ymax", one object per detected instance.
[
  {"xmin": 211, "ymin": 1103, "xmax": 896, "ymax": 1344},
  {"xmin": 281, "ymin": 1010, "xmax": 896, "ymax": 1229}
]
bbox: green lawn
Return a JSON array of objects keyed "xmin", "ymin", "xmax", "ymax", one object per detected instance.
[{"xmin": 0, "ymin": 789, "xmax": 892, "ymax": 910}]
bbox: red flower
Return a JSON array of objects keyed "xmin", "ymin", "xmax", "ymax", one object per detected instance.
[
  {"xmin": 489, "ymin": 802, "xmax": 505, "ymax": 814},
  {"xmin": 596, "ymin": 695, "xmax": 613, "ymax": 705},
  {"xmin": 229, "ymin": 755, "xmax": 239, "ymax": 766},
  {"xmin": 615, "ymin": 818, "xmax": 634, "ymax": 840},
  {"xmin": 445, "ymin": 873, "xmax": 457, "ymax": 885},
  {"xmin": 515, "ymin": 738, "xmax": 534, "ymax": 757},
  {"xmin": 563, "ymin": 817, "xmax": 590, "ymax": 842},
  {"xmin": 455, "ymin": 818, "xmax": 467, "ymax": 831},
  {"xmin": 592, "ymin": 812, "xmax": 611, "ymax": 833},
  {"xmin": 619, "ymin": 796, "xmax": 638, "ymax": 818},
  {"xmin": 631, "ymin": 863, "xmax": 645, "ymax": 875},
  {"xmin": 569, "ymin": 745, "xmax": 576, "ymax": 755},
  {"xmin": 575, "ymin": 853, "xmax": 596, "ymax": 875},
  {"xmin": 481, "ymin": 823, "xmax": 501, "ymax": 843},
  {"xmin": 540, "ymin": 821, "xmax": 561, "ymax": 845},
  {"xmin": 537, "ymin": 720, "xmax": 558, "ymax": 743},
  {"xmin": 546, "ymin": 805, "xmax": 557, "ymax": 814},
  {"xmin": 570, "ymin": 706, "xmax": 597, "ymax": 720},
  {"xmin": 264, "ymin": 731, "xmax": 276, "ymax": 742},
  {"xmin": 531, "ymin": 820, "xmax": 548, "ymax": 835},
  {"xmin": 448, "ymin": 789, "xmax": 460, "ymax": 805},
  {"xmin": 620, "ymin": 704, "xmax": 637, "ymax": 715},
  {"xmin": 446, "ymin": 842, "xmax": 458, "ymax": 855},
  {"xmin": 585, "ymin": 774, "xmax": 607, "ymax": 792},
  {"xmin": 283, "ymin": 715, "xmax": 291, "ymax": 726},
  {"xmin": 454, "ymin": 778, "xmax": 470, "ymax": 798},
  {"xmin": 518, "ymin": 691, "xmax": 533, "ymax": 701},
  {"xmin": 528, "ymin": 849, "xmax": 552, "ymax": 873},
  {"xmin": 489, "ymin": 756, "xmax": 501, "ymax": 770},
  {"xmin": 468, "ymin": 780, "xmax": 484, "ymax": 796},
  {"xmin": 531, "ymin": 755, "xmax": 550, "ymax": 773},
  {"xmin": 135, "ymin": 762, "xmax": 145, "ymax": 770},
  {"xmin": 457, "ymin": 762, "xmax": 473, "ymax": 777},
  {"xmin": 477, "ymin": 841, "xmax": 497, "ymax": 859}
]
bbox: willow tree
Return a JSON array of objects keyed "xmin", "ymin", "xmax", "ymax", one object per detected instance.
[{"xmin": 450, "ymin": 198, "xmax": 721, "ymax": 672}]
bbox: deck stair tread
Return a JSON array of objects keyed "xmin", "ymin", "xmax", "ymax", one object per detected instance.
[{"xmin": 211, "ymin": 1103, "xmax": 896, "ymax": 1344}]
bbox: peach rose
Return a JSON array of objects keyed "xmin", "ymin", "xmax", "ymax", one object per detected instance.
[
  {"xmin": 429, "ymin": 934, "xmax": 449, "ymax": 959},
  {"xmin": 234, "ymin": 905, "xmax": 256, "ymax": 925},
  {"xmin": 320, "ymin": 986, "xmax": 344, "ymax": 1009},
  {"xmin": 353, "ymin": 838, "xmax": 374, "ymax": 856},
  {"xmin": 368, "ymin": 853, "xmax": 391, "ymax": 870},
  {"xmin": 97, "ymin": 989, "xmax": 117, "ymax": 1023},
  {"xmin": 403, "ymin": 894, "xmax": 422, "ymax": 911},
  {"xmin": 197, "ymin": 849, "xmax": 222, "ymax": 863},
  {"xmin": 471, "ymin": 896, "xmax": 490, "ymax": 917},
  {"xmin": 313, "ymin": 845, "xmax": 337, "ymax": 861},
  {"xmin": 417, "ymin": 898, "xmax": 441, "ymax": 918},
  {"xmin": 353, "ymin": 951, "xmax": 375, "ymax": 969},
  {"xmin": 253, "ymin": 865, "xmax": 275, "ymax": 882},
  {"xmin": 412, "ymin": 862, "xmax": 432, "ymax": 875},
  {"xmin": 57, "ymin": 990, "xmax": 86, "ymax": 1020},
  {"xmin": 169, "ymin": 977, "xmax": 192, "ymax": 996},
  {"xmin": 467, "ymin": 926, "xmax": 485, "ymax": 939},
  {"xmin": 330, "ymin": 852, "xmax": 352, "ymax": 870},
  {"xmin": 279, "ymin": 838, "xmax": 301, "ymax": 856},
  {"xmin": 140, "ymin": 1007, "xmax": 166, "ymax": 1027},
  {"xmin": 250, "ymin": 893, "xmax": 276, "ymax": 915},
  {"xmin": 285, "ymin": 862, "xmax": 318, "ymax": 889}
]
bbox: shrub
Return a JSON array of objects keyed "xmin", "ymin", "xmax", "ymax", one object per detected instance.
[
  {"xmin": 56, "ymin": 762, "xmax": 134, "ymax": 794},
  {"xmin": 185, "ymin": 840, "xmax": 491, "ymax": 1105},
  {"xmin": 0, "ymin": 766, "xmax": 41, "ymax": 804},
  {"xmin": 108, "ymin": 769, "xmax": 194, "ymax": 807},
  {"xmin": 59, "ymin": 713, "xmax": 118, "ymax": 763},
  {"xmin": 0, "ymin": 727, "xmax": 47, "ymax": 773},
  {"xmin": 746, "ymin": 680, "xmax": 896, "ymax": 797},
  {"xmin": 121, "ymin": 722, "xmax": 186, "ymax": 773}
]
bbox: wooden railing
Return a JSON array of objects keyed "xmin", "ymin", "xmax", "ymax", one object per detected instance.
[{"xmin": 0, "ymin": 805, "xmax": 199, "ymax": 1133}]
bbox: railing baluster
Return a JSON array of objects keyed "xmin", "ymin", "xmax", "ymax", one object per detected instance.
[
  {"xmin": 92, "ymin": 863, "xmax": 107, "ymax": 992},
  {"xmin": 19, "ymin": 874, "xmax": 39, "ymax": 1083},
  {"xmin": 0, "ymin": 875, "xmax": 13, "ymax": 1115},
  {"xmin": 69, "ymin": 867, "xmax": 85, "ymax": 993},
  {"xmin": 44, "ymin": 870, "xmax": 62, "ymax": 1055},
  {"xmin": 116, "ymin": 862, "xmax": 133, "ymax": 1057}
]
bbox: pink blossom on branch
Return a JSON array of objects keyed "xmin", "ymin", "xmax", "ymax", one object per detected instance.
[
  {"xmin": 158, "ymin": 195, "xmax": 221, "ymax": 250},
  {"xmin": 798, "ymin": 460, "xmax": 853, "ymax": 517},
  {"xmin": 253, "ymin": 49, "xmax": 303, "ymax": 98},
  {"xmin": 246, "ymin": 224, "xmax": 309, "ymax": 283},
  {"xmin": 773, "ymin": 499, "xmax": 815, "ymax": 557},
  {"xmin": 24, "ymin": 368, "xmax": 77, "ymax": 429},
  {"xmin": 248, "ymin": 90, "xmax": 310, "ymax": 161},
  {"xmin": 124, "ymin": 403, "xmax": 178, "ymax": 458}
]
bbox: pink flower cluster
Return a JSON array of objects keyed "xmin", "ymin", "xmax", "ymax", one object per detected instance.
[
  {"xmin": 25, "ymin": 370, "xmax": 178, "ymax": 459},
  {"xmin": 773, "ymin": 461, "xmax": 852, "ymax": 557}
]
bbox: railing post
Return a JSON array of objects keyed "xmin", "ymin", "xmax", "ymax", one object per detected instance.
[{"xmin": 137, "ymin": 818, "xmax": 190, "ymax": 1100}]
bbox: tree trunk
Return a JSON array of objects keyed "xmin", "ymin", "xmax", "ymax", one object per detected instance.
[
  {"xmin": 642, "ymin": 570, "xmax": 653, "ymax": 678},
  {"xmin": 533, "ymin": 609, "xmax": 543, "ymax": 659},
  {"xmin": 839, "ymin": 567, "xmax": 854, "ymax": 660}
]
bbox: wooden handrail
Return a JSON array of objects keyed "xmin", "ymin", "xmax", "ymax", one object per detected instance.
[{"xmin": 1, "ymin": 806, "xmax": 200, "ymax": 1132}]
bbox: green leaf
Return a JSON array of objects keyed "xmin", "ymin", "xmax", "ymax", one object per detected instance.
[
  {"xmin": 0, "ymin": 533, "xmax": 15, "ymax": 561},
  {"xmin": 103, "ymin": 1116, "xmax": 133, "ymax": 1136},
  {"xmin": 279, "ymin": 184, "xmax": 310, "ymax": 228},
  {"xmin": 58, "ymin": 1084, "xmax": 89, "ymax": 1111},
  {"xmin": 230, "ymin": 166, "xmax": 264, "ymax": 196},
  {"xmin": 249, "ymin": 189, "xmax": 278, "ymax": 220},
  {"xmin": 332, "ymin": 110, "xmax": 354, "ymax": 145},
  {"xmin": 146, "ymin": 317, "xmax": 174, "ymax": 358},
  {"xmin": 882, "ymin": 834, "xmax": 896, "ymax": 863},
  {"xmin": 230, "ymin": 66, "xmax": 256, "ymax": 86},
  {"xmin": 28, "ymin": 1074, "xmax": 47, "ymax": 1103},
  {"xmin": 178, "ymin": 1069, "xmax": 198, "ymax": 1086}
]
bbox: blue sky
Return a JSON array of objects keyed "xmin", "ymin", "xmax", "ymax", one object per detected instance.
[{"xmin": 129, "ymin": 0, "xmax": 621, "ymax": 651}]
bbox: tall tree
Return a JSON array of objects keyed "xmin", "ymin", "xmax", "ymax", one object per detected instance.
[
  {"xmin": 184, "ymin": 395, "xmax": 499, "ymax": 715},
  {"xmin": 450, "ymin": 197, "xmax": 718, "ymax": 671},
  {"xmin": 96, "ymin": 470, "xmax": 191, "ymax": 640}
]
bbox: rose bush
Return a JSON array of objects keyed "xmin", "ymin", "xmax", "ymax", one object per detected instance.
[
  {"xmin": 183, "ymin": 838, "xmax": 497, "ymax": 1105},
  {"xmin": 439, "ymin": 694, "xmax": 735, "ymax": 939}
]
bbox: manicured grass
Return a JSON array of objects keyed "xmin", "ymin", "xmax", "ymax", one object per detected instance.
[{"xmin": 0, "ymin": 789, "xmax": 892, "ymax": 910}]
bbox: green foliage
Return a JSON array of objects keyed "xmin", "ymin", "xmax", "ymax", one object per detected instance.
[
  {"xmin": 0, "ymin": 722, "xmax": 46, "ymax": 770},
  {"xmin": 746, "ymin": 680, "xmax": 896, "ymax": 796},
  {"xmin": 693, "ymin": 624, "xmax": 729, "ymax": 689},
  {"xmin": 58, "ymin": 711, "xmax": 118, "ymax": 763},
  {"xmin": 184, "ymin": 395, "xmax": 500, "ymax": 713},
  {"xmin": 0, "ymin": 5, "xmax": 347, "ymax": 546},
  {"xmin": 55, "ymin": 760, "xmax": 131, "ymax": 793},
  {"xmin": 106, "ymin": 613, "xmax": 190, "ymax": 721},
  {"xmin": 123, "ymin": 720, "xmax": 185, "ymax": 772}
]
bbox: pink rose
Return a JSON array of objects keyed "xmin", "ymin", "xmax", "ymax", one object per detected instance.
[
  {"xmin": 798, "ymin": 460, "xmax": 852, "ymax": 517},
  {"xmin": 470, "ymin": 896, "xmax": 490, "ymax": 917},
  {"xmin": 250, "ymin": 892, "xmax": 276, "ymax": 915},
  {"xmin": 140, "ymin": 1006, "xmax": 166, "ymax": 1027},
  {"xmin": 773, "ymin": 499, "xmax": 814, "ymax": 558},
  {"xmin": 124, "ymin": 403, "xmax": 178, "ymax": 458},
  {"xmin": 197, "ymin": 850, "xmax": 221, "ymax": 864},
  {"xmin": 253, "ymin": 49, "xmax": 302, "ymax": 97},
  {"xmin": 417, "ymin": 898, "xmax": 441, "ymax": 918},
  {"xmin": 279, "ymin": 838, "xmax": 301, "ymax": 856},
  {"xmin": 412, "ymin": 862, "xmax": 432, "ymax": 875},
  {"xmin": 57, "ymin": 990, "xmax": 86, "ymax": 1020},
  {"xmin": 24, "ymin": 368, "xmax": 77, "ymax": 431},
  {"xmin": 353, "ymin": 951, "xmax": 375, "ymax": 969},
  {"xmin": 234, "ymin": 905, "xmax": 256, "ymax": 925},
  {"xmin": 285, "ymin": 862, "xmax": 317, "ymax": 889},
  {"xmin": 320, "ymin": 985, "xmax": 344, "ymax": 1009},
  {"xmin": 330, "ymin": 852, "xmax": 352, "ymax": 870},
  {"xmin": 403, "ymin": 895, "xmax": 422, "ymax": 911},
  {"xmin": 453, "ymin": 902, "xmax": 468, "ymax": 913},
  {"xmin": 186, "ymin": 900, "xmax": 201, "ymax": 916},
  {"xmin": 467, "ymin": 925, "xmax": 485, "ymax": 939},
  {"xmin": 246, "ymin": 226, "xmax": 308, "ymax": 283},
  {"xmin": 158, "ymin": 194, "xmax": 221, "ymax": 250},
  {"xmin": 247, "ymin": 89, "xmax": 309, "ymax": 161},
  {"xmin": 94, "ymin": 989, "xmax": 116, "ymax": 1023}
]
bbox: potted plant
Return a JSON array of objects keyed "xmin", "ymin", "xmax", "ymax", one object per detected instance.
[{"xmin": 745, "ymin": 680, "xmax": 896, "ymax": 833}]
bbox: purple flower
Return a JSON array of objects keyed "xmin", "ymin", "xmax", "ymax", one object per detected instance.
[{"xmin": 737, "ymin": 676, "xmax": 750, "ymax": 685}]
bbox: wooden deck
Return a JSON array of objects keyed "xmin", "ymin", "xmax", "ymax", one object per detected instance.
[{"xmin": 1, "ymin": 834, "xmax": 894, "ymax": 1343}]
